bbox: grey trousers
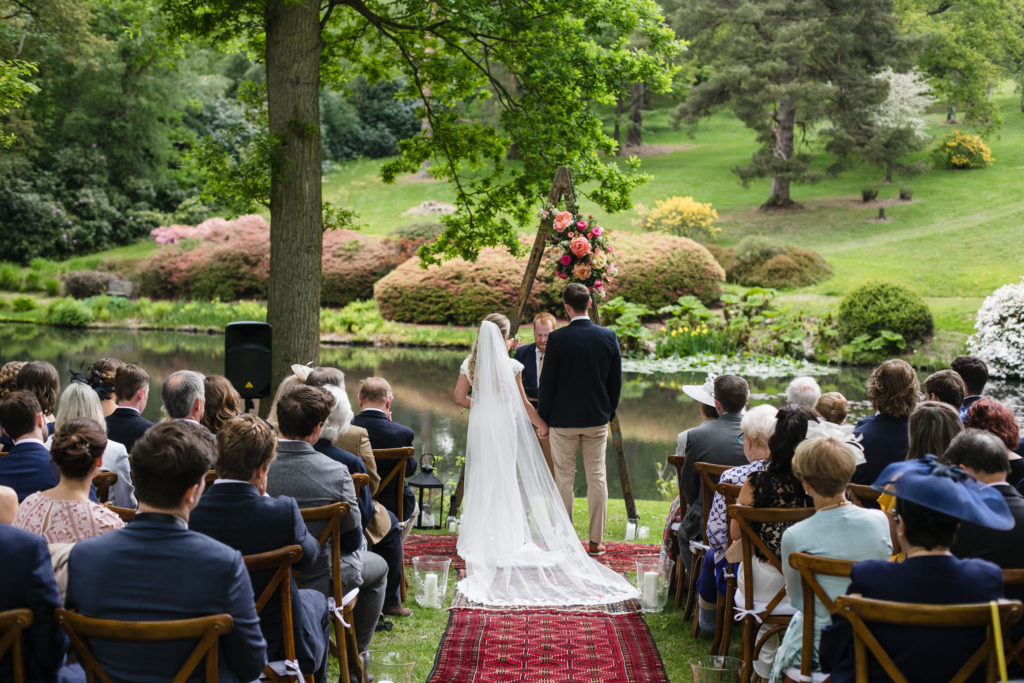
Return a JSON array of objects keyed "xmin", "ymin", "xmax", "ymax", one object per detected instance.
[{"xmin": 353, "ymin": 549, "xmax": 388, "ymax": 652}]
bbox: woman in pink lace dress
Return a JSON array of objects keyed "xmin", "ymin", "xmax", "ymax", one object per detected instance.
[{"xmin": 13, "ymin": 417, "xmax": 123, "ymax": 543}]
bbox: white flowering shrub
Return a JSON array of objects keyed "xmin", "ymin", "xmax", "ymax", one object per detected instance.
[
  {"xmin": 870, "ymin": 69, "xmax": 934, "ymax": 136},
  {"xmin": 968, "ymin": 277, "xmax": 1024, "ymax": 378}
]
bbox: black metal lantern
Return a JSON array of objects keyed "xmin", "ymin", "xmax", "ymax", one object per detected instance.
[{"xmin": 408, "ymin": 452, "xmax": 444, "ymax": 529}]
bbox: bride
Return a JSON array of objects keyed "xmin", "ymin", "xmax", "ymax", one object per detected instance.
[{"xmin": 452, "ymin": 313, "xmax": 638, "ymax": 606}]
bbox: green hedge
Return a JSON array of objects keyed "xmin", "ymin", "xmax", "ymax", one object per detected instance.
[{"xmin": 374, "ymin": 233, "xmax": 724, "ymax": 325}]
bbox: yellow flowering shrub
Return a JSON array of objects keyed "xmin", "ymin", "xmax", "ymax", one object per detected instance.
[
  {"xmin": 637, "ymin": 196, "xmax": 720, "ymax": 239},
  {"xmin": 937, "ymin": 130, "xmax": 993, "ymax": 170}
]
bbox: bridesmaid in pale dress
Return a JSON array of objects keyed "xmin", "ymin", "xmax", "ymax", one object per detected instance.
[{"xmin": 13, "ymin": 417, "xmax": 124, "ymax": 543}]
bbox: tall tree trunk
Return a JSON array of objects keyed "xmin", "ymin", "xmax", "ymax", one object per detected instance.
[
  {"xmin": 627, "ymin": 82, "xmax": 643, "ymax": 147},
  {"xmin": 265, "ymin": 0, "xmax": 324, "ymax": 388},
  {"xmin": 766, "ymin": 96, "xmax": 795, "ymax": 207},
  {"xmin": 613, "ymin": 94, "xmax": 623, "ymax": 155},
  {"xmin": 946, "ymin": 102, "xmax": 957, "ymax": 123},
  {"xmin": 885, "ymin": 160, "xmax": 893, "ymax": 183}
]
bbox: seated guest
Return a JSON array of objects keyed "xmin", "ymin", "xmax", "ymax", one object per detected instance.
[
  {"xmin": 923, "ymin": 369, "xmax": 966, "ymax": 410},
  {"xmin": 697, "ymin": 403, "xmax": 775, "ymax": 633},
  {"xmin": 680, "ymin": 374, "xmax": 749, "ymax": 568},
  {"xmin": 201, "ymin": 374, "xmax": 241, "ymax": 435},
  {"xmin": 162, "ymin": 370, "xmax": 206, "ymax": 425},
  {"xmin": 65, "ymin": 421, "xmax": 266, "ymax": 682},
  {"xmin": 352, "ymin": 377, "xmax": 417, "ymax": 523},
  {"xmin": 190, "ymin": 415, "xmax": 329, "ymax": 682},
  {"xmin": 267, "ymin": 384, "xmax": 387, "ymax": 654},
  {"xmin": 728, "ymin": 406, "xmax": 816, "ymax": 679},
  {"xmin": 16, "ymin": 360, "xmax": 60, "ymax": 435},
  {"xmin": 966, "ymin": 398, "xmax": 1024, "ymax": 486},
  {"xmin": 786, "ymin": 376, "xmax": 821, "ymax": 409},
  {"xmin": 13, "ymin": 417, "xmax": 123, "ymax": 543},
  {"xmin": 0, "ymin": 518, "xmax": 69, "ymax": 681},
  {"xmin": 906, "ymin": 400, "xmax": 962, "ymax": 462},
  {"xmin": 769, "ymin": 430, "xmax": 892, "ymax": 682},
  {"xmin": 55, "ymin": 380, "xmax": 135, "ymax": 508},
  {"xmin": 0, "ymin": 391, "xmax": 58, "ymax": 501},
  {"xmin": 87, "ymin": 357, "xmax": 124, "ymax": 417},
  {"xmin": 105, "ymin": 363, "xmax": 154, "ymax": 453},
  {"xmin": 0, "ymin": 361, "xmax": 27, "ymax": 452},
  {"xmin": 814, "ymin": 392, "xmax": 849, "ymax": 425},
  {"xmin": 317, "ymin": 384, "xmax": 409, "ymax": 618},
  {"xmin": 951, "ymin": 354, "xmax": 988, "ymax": 422},
  {"xmin": 852, "ymin": 359, "xmax": 919, "ymax": 485},
  {"xmin": 821, "ymin": 456, "xmax": 1011, "ymax": 683}
]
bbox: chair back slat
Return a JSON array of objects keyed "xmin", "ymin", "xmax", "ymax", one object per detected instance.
[
  {"xmin": 715, "ymin": 481, "xmax": 742, "ymax": 506},
  {"xmin": 243, "ymin": 544, "xmax": 303, "ymax": 682},
  {"xmin": 694, "ymin": 462, "xmax": 731, "ymax": 521},
  {"xmin": 834, "ymin": 594, "xmax": 1023, "ymax": 683},
  {"xmin": 1002, "ymin": 569, "xmax": 1024, "ymax": 669},
  {"xmin": 788, "ymin": 552, "xmax": 855, "ymax": 678},
  {"xmin": 371, "ymin": 447, "xmax": 415, "ymax": 521},
  {"xmin": 0, "ymin": 609, "xmax": 33, "ymax": 683},
  {"xmin": 352, "ymin": 473, "xmax": 370, "ymax": 496},
  {"xmin": 846, "ymin": 484, "xmax": 881, "ymax": 507},
  {"xmin": 667, "ymin": 455, "xmax": 686, "ymax": 506},
  {"xmin": 91, "ymin": 472, "xmax": 118, "ymax": 504},
  {"xmin": 55, "ymin": 609, "xmax": 233, "ymax": 683},
  {"xmin": 103, "ymin": 502, "xmax": 136, "ymax": 524}
]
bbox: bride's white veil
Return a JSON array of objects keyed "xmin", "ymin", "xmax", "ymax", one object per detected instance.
[{"xmin": 456, "ymin": 320, "xmax": 637, "ymax": 607}]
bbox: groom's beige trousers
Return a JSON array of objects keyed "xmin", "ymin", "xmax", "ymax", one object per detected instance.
[{"xmin": 549, "ymin": 424, "xmax": 608, "ymax": 543}]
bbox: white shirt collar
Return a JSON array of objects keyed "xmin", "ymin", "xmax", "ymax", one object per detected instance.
[
  {"xmin": 570, "ymin": 315, "xmax": 590, "ymax": 323},
  {"xmin": 173, "ymin": 417, "xmax": 202, "ymax": 426},
  {"xmin": 14, "ymin": 437, "xmax": 46, "ymax": 446},
  {"xmin": 117, "ymin": 405, "xmax": 141, "ymax": 414},
  {"xmin": 213, "ymin": 478, "xmax": 252, "ymax": 486}
]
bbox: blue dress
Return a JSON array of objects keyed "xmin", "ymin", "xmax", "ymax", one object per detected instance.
[{"xmin": 769, "ymin": 504, "xmax": 892, "ymax": 682}]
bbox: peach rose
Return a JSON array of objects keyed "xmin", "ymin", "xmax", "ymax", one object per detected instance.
[
  {"xmin": 573, "ymin": 262, "xmax": 592, "ymax": 280},
  {"xmin": 591, "ymin": 250, "xmax": 607, "ymax": 269},
  {"xmin": 552, "ymin": 211, "xmax": 573, "ymax": 233},
  {"xmin": 569, "ymin": 236, "xmax": 592, "ymax": 258}
]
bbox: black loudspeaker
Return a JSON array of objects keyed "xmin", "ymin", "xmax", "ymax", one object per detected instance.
[{"xmin": 225, "ymin": 321, "xmax": 272, "ymax": 399}]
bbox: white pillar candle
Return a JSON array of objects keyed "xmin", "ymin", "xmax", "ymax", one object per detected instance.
[
  {"xmin": 625, "ymin": 521, "xmax": 637, "ymax": 540},
  {"xmin": 448, "ymin": 518, "xmax": 458, "ymax": 532},
  {"xmin": 638, "ymin": 525, "xmax": 650, "ymax": 540},
  {"xmin": 642, "ymin": 570, "xmax": 659, "ymax": 606},
  {"xmin": 423, "ymin": 572, "xmax": 439, "ymax": 607}
]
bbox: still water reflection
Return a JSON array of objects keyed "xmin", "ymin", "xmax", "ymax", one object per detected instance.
[{"xmin": 2, "ymin": 323, "xmax": 1022, "ymax": 502}]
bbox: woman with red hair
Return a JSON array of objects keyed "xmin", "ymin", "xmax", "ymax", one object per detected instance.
[{"xmin": 966, "ymin": 397, "xmax": 1024, "ymax": 487}]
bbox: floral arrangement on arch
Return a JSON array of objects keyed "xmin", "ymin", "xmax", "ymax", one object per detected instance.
[{"xmin": 542, "ymin": 206, "xmax": 617, "ymax": 298}]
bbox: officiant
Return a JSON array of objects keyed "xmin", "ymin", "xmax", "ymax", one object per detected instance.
[{"xmin": 514, "ymin": 312, "xmax": 558, "ymax": 475}]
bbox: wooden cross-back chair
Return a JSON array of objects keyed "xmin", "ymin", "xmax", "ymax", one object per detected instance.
[
  {"xmin": 0, "ymin": 608, "xmax": 33, "ymax": 683},
  {"xmin": 56, "ymin": 609, "xmax": 233, "ymax": 683},
  {"xmin": 707, "ymin": 480, "xmax": 742, "ymax": 655},
  {"xmin": 845, "ymin": 484, "xmax": 881, "ymax": 508},
  {"xmin": 782, "ymin": 552, "xmax": 855, "ymax": 683},
  {"xmin": 666, "ymin": 454, "xmax": 687, "ymax": 610},
  {"xmin": 91, "ymin": 471, "xmax": 118, "ymax": 504},
  {"xmin": 727, "ymin": 504, "xmax": 816, "ymax": 683},
  {"xmin": 103, "ymin": 502, "xmax": 136, "ymax": 524},
  {"xmin": 686, "ymin": 462, "xmax": 732, "ymax": 624},
  {"xmin": 1002, "ymin": 568, "xmax": 1024, "ymax": 670},
  {"xmin": 351, "ymin": 473, "xmax": 370, "ymax": 497},
  {"xmin": 300, "ymin": 502, "xmax": 360, "ymax": 683},
  {"xmin": 834, "ymin": 594, "xmax": 1023, "ymax": 683},
  {"xmin": 243, "ymin": 544, "xmax": 306, "ymax": 683},
  {"xmin": 370, "ymin": 447, "xmax": 415, "ymax": 523}
]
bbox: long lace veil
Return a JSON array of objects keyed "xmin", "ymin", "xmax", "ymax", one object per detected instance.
[{"xmin": 456, "ymin": 320, "xmax": 638, "ymax": 607}]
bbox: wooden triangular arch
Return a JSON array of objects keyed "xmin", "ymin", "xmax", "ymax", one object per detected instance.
[{"xmin": 451, "ymin": 166, "xmax": 638, "ymax": 522}]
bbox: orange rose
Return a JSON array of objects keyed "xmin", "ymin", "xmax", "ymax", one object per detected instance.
[{"xmin": 570, "ymin": 236, "xmax": 592, "ymax": 258}]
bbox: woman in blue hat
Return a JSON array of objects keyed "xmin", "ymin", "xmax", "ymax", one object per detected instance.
[{"xmin": 821, "ymin": 455, "xmax": 1012, "ymax": 682}]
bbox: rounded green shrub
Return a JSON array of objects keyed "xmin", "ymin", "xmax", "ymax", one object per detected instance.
[
  {"xmin": 374, "ymin": 232, "xmax": 724, "ymax": 325},
  {"xmin": 724, "ymin": 237, "xmax": 831, "ymax": 289},
  {"xmin": 46, "ymin": 298, "xmax": 94, "ymax": 327},
  {"xmin": 837, "ymin": 282, "xmax": 933, "ymax": 344},
  {"xmin": 63, "ymin": 270, "xmax": 116, "ymax": 299},
  {"xmin": 11, "ymin": 296, "xmax": 36, "ymax": 312}
]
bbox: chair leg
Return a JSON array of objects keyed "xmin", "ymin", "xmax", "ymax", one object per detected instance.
[
  {"xmin": 344, "ymin": 601, "xmax": 362, "ymax": 683},
  {"xmin": 683, "ymin": 549, "xmax": 703, "ymax": 622},
  {"xmin": 673, "ymin": 555, "xmax": 686, "ymax": 610},
  {"xmin": 741, "ymin": 616, "xmax": 753, "ymax": 683},
  {"xmin": 718, "ymin": 580, "xmax": 735, "ymax": 657},
  {"xmin": 709, "ymin": 590, "xmax": 726, "ymax": 654},
  {"xmin": 400, "ymin": 563, "xmax": 407, "ymax": 603}
]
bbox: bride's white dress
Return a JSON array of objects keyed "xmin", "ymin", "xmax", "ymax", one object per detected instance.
[{"xmin": 455, "ymin": 320, "xmax": 638, "ymax": 607}]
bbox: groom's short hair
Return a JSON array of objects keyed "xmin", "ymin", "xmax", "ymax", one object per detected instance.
[
  {"xmin": 358, "ymin": 377, "xmax": 393, "ymax": 404},
  {"xmin": 714, "ymin": 374, "xmax": 749, "ymax": 413},
  {"xmin": 562, "ymin": 283, "xmax": 590, "ymax": 313}
]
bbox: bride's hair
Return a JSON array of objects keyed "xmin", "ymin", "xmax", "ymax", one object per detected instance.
[{"xmin": 467, "ymin": 313, "xmax": 511, "ymax": 383}]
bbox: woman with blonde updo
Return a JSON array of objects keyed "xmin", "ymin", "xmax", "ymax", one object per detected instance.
[{"xmin": 13, "ymin": 417, "xmax": 124, "ymax": 543}]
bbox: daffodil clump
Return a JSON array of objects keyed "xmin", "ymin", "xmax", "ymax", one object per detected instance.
[{"xmin": 937, "ymin": 130, "xmax": 993, "ymax": 170}]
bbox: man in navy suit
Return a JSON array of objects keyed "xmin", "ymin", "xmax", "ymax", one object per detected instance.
[
  {"xmin": 65, "ymin": 420, "xmax": 267, "ymax": 683},
  {"xmin": 191, "ymin": 414, "xmax": 329, "ymax": 681},
  {"xmin": 0, "ymin": 390, "xmax": 58, "ymax": 501},
  {"xmin": 538, "ymin": 283, "xmax": 622, "ymax": 555},
  {"xmin": 952, "ymin": 355, "xmax": 988, "ymax": 422},
  {"xmin": 105, "ymin": 363, "xmax": 154, "ymax": 453},
  {"xmin": 514, "ymin": 312, "xmax": 558, "ymax": 474},
  {"xmin": 0, "ymin": 521, "xmax": 68, "ymax": 681},
  {"xmin": 351, "ymin": 377, "xmax": 417, "ymax": 522}
]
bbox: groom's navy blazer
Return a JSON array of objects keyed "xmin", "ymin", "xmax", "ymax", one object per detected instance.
[
  {"xmin": 537, "ymin": 318, "xmax": 621, "ymax": 429},
  {"xmin": 513, "ymin": 342, "xmax": 540, "ymax": 401},
  {"xmin": 351, "ymin": 410, "xmax": 417, "ymax": 521}
]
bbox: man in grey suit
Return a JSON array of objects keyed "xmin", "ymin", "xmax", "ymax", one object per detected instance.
[
  {"xmin": 266, "ymin": 384, "xmax": 388, "ymax": 657},
  {"xmin": 680, "ymin": 374, "xmax": 749, "ymax": 564}
]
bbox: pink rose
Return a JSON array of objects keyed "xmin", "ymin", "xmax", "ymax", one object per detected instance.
[
  {"xmin": 552, "ymin": 211, "xmax": 573, "ymax": 233},
  {"xmin": 559, "ymin": 254, "xmax": 572, "ymax": 266},
  {"xmin": 594, "ymin": 279, "xmax": 603, "ymax": 288},
  {"xmin": 569, "ymin": 231, "xmax": 576, "ymax": 238},
  {"xmin": 591, "ymin": 225, "xmax": 602, "ymax": 237},
  {"xmin": 573, "ymin": 262, "xmax": 592, "ymax": 280},
  {"xmin": 557, "ymin": 271, "xmax": 569, "ymax": 279},
  {"xmin": 570, "ymin": 236, "xmax": 592, "ymax": 258},
  {"xmin": 577, "ymin": 220, "xmax": 587, "ymax": 229}
]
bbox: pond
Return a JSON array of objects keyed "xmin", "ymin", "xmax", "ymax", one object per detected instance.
[{"xmin": 3, "ymin": 323, "xmax": 1022, "ymax": 505}]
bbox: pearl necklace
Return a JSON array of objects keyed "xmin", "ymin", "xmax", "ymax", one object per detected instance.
[{"xmin": 817, "ymin": 500, "xmax": 849, "ymax": 512}]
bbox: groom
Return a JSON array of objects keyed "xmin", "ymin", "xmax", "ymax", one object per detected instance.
[{"xmin": 538, "ymin": 282, "xmax": 622, "ymax": 556}]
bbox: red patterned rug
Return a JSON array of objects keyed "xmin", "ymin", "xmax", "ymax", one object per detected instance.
[
  {"xmin": 404, "ymin": 533, "xmax": 659, "ymax": 574},
  {"xmin": 427, "ymin": 608, "xmax": 668, "ymax": 683}
]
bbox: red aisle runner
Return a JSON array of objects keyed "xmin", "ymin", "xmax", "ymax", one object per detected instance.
[{"xmin": 427, "ymin": 608, "xmax": 669, "ymax": 683}]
